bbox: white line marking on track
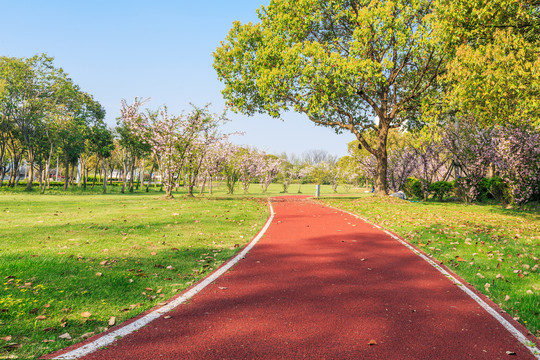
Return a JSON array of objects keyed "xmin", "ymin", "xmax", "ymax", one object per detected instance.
[
  {"xmin": 334, "ymin": 206, "xmax": 540, "ymax": 359},
  {"xmin": 51, "ymin": 200, "xmax": 275, "ymax": 360}
]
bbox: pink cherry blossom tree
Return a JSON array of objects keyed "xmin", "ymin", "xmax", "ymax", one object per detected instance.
[
  {"xmin": 494, "ymin": 126, "xmax": 540, "ymax": 206},
  {"xmin": 259, "ymin": 155, "xmax": 283, "ymax": 192},
  {"xmin": 121, "ymin": 98, "xmax": 208, "ymax": 198},
  {"xmin": 182, "ymin": 105, "xmax": 229, "ymax": 197},
  {"xmin": 236, "ymin": 148, "xmax": 265, "ymax": 193},
  {"xmin": 443, "ymin": 121, "xmax": 496, "ymax": 203}
]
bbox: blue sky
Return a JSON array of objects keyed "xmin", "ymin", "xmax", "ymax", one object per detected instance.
[{"xmin": 0, "ymin": 0, "xmax": 355, "ymax": 157}]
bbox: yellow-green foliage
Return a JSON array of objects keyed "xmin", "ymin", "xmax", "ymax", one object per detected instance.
[{"xmin": 434, "ymin": 0, "xmax": 539, "ymax": 127}]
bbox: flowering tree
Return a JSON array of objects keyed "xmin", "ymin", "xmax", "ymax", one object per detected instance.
[
  {"xmin": 443, "ymin": 122, "xmax": 496, "ymax": 203},
  {"xmin": 259, "ymin": 155, "xmax": 283, "ymax": 192},
  {"xmin": 278, "ymin": 159, "xmax": 293, "ymax": 193},
  {"xmin": 182, "ymin": 105, "xmax": 228, "ymax": 196},
  {"xmin": 387, "ymin": 146, "xmax": 417, "ymax": 193},
  {"xmin": 495, "ymin": 126, "xmax": 540, "ymax": 205},
  {"xmin": 200, "ymin": 141, "xmax": 231, "ymax": 195},
  {"xmin": 221, "ymin": 143, "xmax": 242, "ymax": 194},
  {"xmin": 410, "ymin": 129, "xmax": 449, "ymax": 200},
  {"xmin": 121, "ymin": 98, "xmax": 201, "ymax": 198},
  {"xmin": 236, "ymin": 148, "xmax": 265, "ymax": 193}
]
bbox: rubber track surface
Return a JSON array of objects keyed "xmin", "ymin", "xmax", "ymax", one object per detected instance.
[{"xmin": 52, "ymin": 197, "xmax": 538, "ymax": 359}]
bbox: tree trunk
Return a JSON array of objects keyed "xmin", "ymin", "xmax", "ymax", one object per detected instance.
[
  {"xmin": 45, "ymin": 145, "xmax": 53, "ymax": 190},
  {"xmin": 25, "ymin": 148, "xmax": 35, "ymax": 191},
  {"xmin": 38, "ymin": 162, "xmax": 44, "ymax": 190},
  {"xmin": 77, "ymin": 158, "xmax": 83, "ymax": 187},
  {"xmin": 91, "ymin": 159, "xmax": 100, "ymax": 189},
  {"xmin": 121, "ymin": 160, "xmax": 128, "ymax": 194},
  {"xmin": 70, "ymin": 163, "xmax": 76, "ymax": 187},
  {"xmin": 136, "ymin": 163, "xmax": 142, "ymax": 190},
  {"xmin": 199, "ymin": 175, "xmax": 207, "ymax": 195},
  {"xmin": 83, "ymin": 165, "xmax": 88, "ymax": 190},
  {"xmin": 0, "ymin": 142, "xmax": 6, "ymax": 187},
  {"xmin": 9, "ymin": 157, "xmax": 19, "ymax": 187},
  {"xmin": 146, "ymin": 159, "xmax": 156, "ymax": 193},
  {"xmin": 63, "ymin": 157, "xmax": 69, "ymax": 191},
  {"xmin": 102, "ymin": 160, "xmax": 108, "ymax": 194},
  {"xmin": 373, "ymin": 120, "xmax": 390, "ymax": 195},
  {"xmin": 129, "ymin": 158, "xmax": 136, "ymax": 193}
]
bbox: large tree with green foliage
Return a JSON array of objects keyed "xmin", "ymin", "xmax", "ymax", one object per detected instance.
[
  {"xmin": 0, "ymin": 55, "xmax": 52, "ymax": 191},
  {"xmin": 434, "ymin": 0, "xmax": 539, "ymax": 127},
  {"xmin": 214, "ymin": 0, "xmax": 445, "ymax": 194}
]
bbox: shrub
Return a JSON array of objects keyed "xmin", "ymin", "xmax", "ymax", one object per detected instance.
[
  {"xmin": 403, "ymin": 177, "xmax": 423, "ymax": 199},
  {"xmin": 429, "ymin": 181, "xmax": 453, "ymax": 201},
  {"xmin": 478, "ymin": 177, "xmax": 508, "ymax": 202}
]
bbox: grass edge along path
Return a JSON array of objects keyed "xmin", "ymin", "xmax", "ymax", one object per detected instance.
[
  {"xmin": 0, "ymin": 193, "xmax": 269, "ymax": 359},
  {"xmin": 43, "ymin": 199, "xmax": 275, "ymax": 360},
  {"xmin": 320, "ymin": 196, "xmax": 540, "ymax": 341}
]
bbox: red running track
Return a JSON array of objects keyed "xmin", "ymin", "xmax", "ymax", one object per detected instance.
[{"xmin": 47, "ymin": 196, "xmax": 539, "ymax": 359}]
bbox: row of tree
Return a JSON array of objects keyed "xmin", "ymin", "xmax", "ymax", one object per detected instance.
[
  {"xmin": 350, "ymin": 123, "xmax": 540, "ymax": 205},
  {"xmin": 0, "ymin": 54, "xmax": 112, "ymax": 192},
  {"xmin": 2, "ymin": 64, "xmax": 538, "ymax": 206}
]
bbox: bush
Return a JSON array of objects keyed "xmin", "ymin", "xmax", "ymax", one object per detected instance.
[
  {"xmin": 479, "ymin": 176, "xmax": 508, "ymax": 203},
  {"xmin": 429, "ymin": 181, "xmax": 453, "ymax": 201},
  {"xmin": 403, "ymin": 177, "xmax": 423, "ymax": 199}
]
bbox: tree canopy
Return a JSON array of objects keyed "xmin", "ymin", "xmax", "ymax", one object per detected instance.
[
  {"xmin": 214, "ymin": 0, "xmax": 445, "ymax": 194},
  {"xmin": 434, "ymin": 0, "xmax": 540, "ymax": 127}
]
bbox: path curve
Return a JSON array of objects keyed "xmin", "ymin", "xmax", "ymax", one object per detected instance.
[{"xmin": 46, "ymin": 196, "xmax": 539, "ymax": 359}]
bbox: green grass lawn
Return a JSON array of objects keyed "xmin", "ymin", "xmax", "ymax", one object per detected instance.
[
  {"xmin": 0, "ymin": 190, "xmax": 270, "ymax": 359},
  {"xmin": 320, "ymin": 195, "xmax": 540, "ymax": 339}
]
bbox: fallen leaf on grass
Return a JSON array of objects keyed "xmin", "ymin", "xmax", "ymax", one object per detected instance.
[
  {"xmin": 108, "ymin": 317, "xmax": 116, "ymax": 326},
  {"xmin": 5, "ymin": 343, "xmax": 22, "ymax": 349},
  {"xmin": 43, "ymin": 339, "xmax": 55, "ymax": 343},
  {"xmin": 58, "ymin": 333, "xmax": 72, "ymax": 340},
  {"xmin": 456, "ymin": 257, "xmax": 465, "ymax": 262},
  {"xmin": 95, "ymin": 273, "xmax": 102, "ymax": 277},
  {"xmin": 44, "ymin": 304, "xmax": 50, "ymax": 308},
  {"xmin": 99, "ymin": 260, "xmax": 108, "ymax": 266},
  {"xmin": 81, "ymin": 312, "xmax": 92, "ymax": 318},
  {"xmin": 36, "ymin": 315, "xmax": 47, "ymax": 320},
  {"xmin": 368, "ymin": 340, "xmax": 377, "ymax": 346},
  {"xmin": 43, "ymin": 327, "xmax": 56, "ymax": 332},
  {"xmin": 505, "ymin": 295, "xmax": 510, "ymax": 301},
  {"xmin": 1, "ymin": 336, "xmax": 12, "ymax": 341},
  {"xmin": 484, "ymin": 283, "xmax": 491, "ymax": 292},
  {"xmin": 150, "ymin": 252, "xmax": 157, "ymax": 256},
  {"xmin": 80, "ymin": 332, "xmax": 94, "ymax": 339}
]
